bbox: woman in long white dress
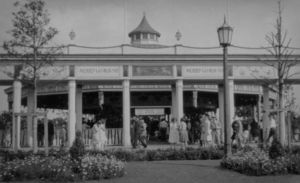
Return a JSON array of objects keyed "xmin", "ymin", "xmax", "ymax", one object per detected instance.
[
  {"xmin": 99, "ymin": 119, "xmax": 107, "ymax": 149},
  {"xmin": 92, "ymin": 119, "xmax": 107, "ymax": 151},
  {"xmin": 203, "ymin": 114, "xmax": 212, "ymax": 147},
  {"xmin": 168, "ymin": 118, "xmax": 179, "ymax": 149},
  {"xmin": 178, "ymin": 119, "xmax": 188, "ymax": 149}
]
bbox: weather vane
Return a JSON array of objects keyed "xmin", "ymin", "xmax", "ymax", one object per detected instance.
[
  {"xmin": 69, "ymin": 30, "xmax": 76, "ymax": 41},
  {"xmin": 175, "ymin": 30, "xmax": 182, "ymax": 41}
]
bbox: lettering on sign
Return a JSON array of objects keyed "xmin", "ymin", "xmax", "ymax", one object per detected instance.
[
  {"xmin": 135, "ymin": 108, "xmax": 165, "ymax": 116},
  {"xmin": 233, "ymin": 66, "xmax": 277, "ymax": 79},
  {"xmin": 131, "ymin": 85, "xmax": 171, "ymax": 89},
  {"xmin": 75, "ymin": 66, "xmax": 122, "ymax": 78},
  {"xmin": 132, "ymin": 66, "xmax": 173, "ymax": 76},
  {"xmin": 234, "ymin": 85, "xmax": 261, "ymax": 93},
  {"xmin": 39, "ymin": 66, "xmax": 69, "ymax": 80},
  {"xmin": 182, "ymin": 66, "xmax": 223, "ymax": 78}
]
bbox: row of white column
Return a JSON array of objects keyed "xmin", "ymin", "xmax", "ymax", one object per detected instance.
[{"xmin": 11, "ymin": 78, "xmax": 272, "ymax": 149}]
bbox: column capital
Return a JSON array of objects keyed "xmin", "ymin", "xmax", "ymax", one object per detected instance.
[
  {"xmin": 123, "ymin": 79, "xmax": 130, "ymax": 87},
  {"xmin": 176, "ymin": 79, "xmax": 183, "ymax": 88},
  {"xmin": 67, "ymin": 76, "xmax": 76, "ymax": 81},
  {"xmin": 68, "ymin": 79, "xmax": 76, "ymax": 87},
  {"xmin": 192, "ymin": 90, "xmax": 198, "ymax": 96},
  {"xmin": 228, "ymin": 76, "xmax": 234, "ymax": 80},
  {"xmin": 13, "ymin": 79, "xmax": 22, "ymax": 86}
]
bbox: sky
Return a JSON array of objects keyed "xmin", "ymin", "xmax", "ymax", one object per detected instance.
[{"xmin": 0, "ymin": 0, "xmax": 300, "ymax": 112}]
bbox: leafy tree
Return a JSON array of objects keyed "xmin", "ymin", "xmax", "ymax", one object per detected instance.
[{"xmin": 3, "ymin": 0, "xmax": 62, "ymax": 152}]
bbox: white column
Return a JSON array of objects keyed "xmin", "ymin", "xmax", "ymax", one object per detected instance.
[
  {"xmin": 68, "ymin": 79, "xmax": 76, "ymax": 147},
  {"xmin": 76, "ymin": 85, "xmax": 83, "ymax": 132},
  {"xmin": 122, "ymin": 79, "xmax": 131, "ymax": 146},
  {"xmin": 192, "ymin": 91, "xmax": 198, "ymax": 108},
  {"xmin": 176, "ymin": 79, "xmax": 184, "ymax": 121},
  {"xmin": 218, "ymin": 84, "xmax": 224, "ymax": 143},
  {"xmin": 12, "ymin": 80, "xmax": 22, "ymax": 151},
  {"xmin": 26, "ymin": 89, "xmax": 34, "ymax": 147},
  {"xmin": 171, "ymin": 84, "xmax": 177, "ymax": 120},
  {"xmin": 228, "ymin": 77, "xmax": 235, "ymax": 124},
  {"xmin": 262, "ymin": 85, "xmax": 270, "ymax": 141}
]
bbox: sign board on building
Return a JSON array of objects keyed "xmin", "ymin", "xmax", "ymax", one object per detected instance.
[
  {"xmin": 39, "ymin": 66, "xmax": 69, "ymax": 80},
  {"xmin": 182, "ymin": 66, "xmax": 223, "ymax": 78},
  {"xmin": 132, "ymin": 66, "xmax": 173, "ymax": 76},
  {"xmin": 287, "ymin": 66, "xmax": 300, "ymax": 79},
  {"xmin": 233, "ymin": 66, "xmax": 277, "ymax": 79},
  {"xmin": 75, "ymin": 66, "xmax": 122, "ymax": 79},
  {"xmin": 135, "ymin": 108, "xmax": 165, "ymax": 116},
  {"xmin": 182, "ymin": 65, "xmax": 278, "ymax": 80}
]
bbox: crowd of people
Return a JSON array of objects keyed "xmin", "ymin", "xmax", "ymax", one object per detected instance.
[
  {"xmin": 89, "ymin": 112, "xmax": 278, "ymax": 151},
  {"xmin": 164, "ymin": 112, "xmax": 223, "ymax": 148},
  {"xmin": 155, "ymin": 112, "xmax": 277, "ymax": 149},
  {"xmin": 0, "ymin": 110, "xmax": 279, "ymax": 151}
]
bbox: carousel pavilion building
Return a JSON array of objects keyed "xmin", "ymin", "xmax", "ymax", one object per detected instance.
[{"xmin": 1, "ymin": 15, "xmax": 300, "ymax": 150}]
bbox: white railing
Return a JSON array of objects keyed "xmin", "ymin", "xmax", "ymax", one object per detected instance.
[{"xmin": 7, "ymin": 128, "xmax": 123, "ymax": 148}]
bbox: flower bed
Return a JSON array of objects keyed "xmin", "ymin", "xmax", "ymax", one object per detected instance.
[
  {"xmin": 89, "ymin": 146, "xmax": 224, "ymax": 161},
  {"xmin": 80, "ymin": 153, "xmax": 125, "ymax": 180},
  {"xmin": 220, "ymin": 147, "xmax": 300, "ymax": 176},
  {"xmin": 0, "ymin": 153, "xmax": 125, "ymax": 182}
]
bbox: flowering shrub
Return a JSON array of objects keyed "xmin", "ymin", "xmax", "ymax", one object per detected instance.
[
  {"xmin": 269, "ymin": 139, "xmax": 285, "ymax": 159},
  {"xmin": 287, "ymin": 154, "xmax": 300, "ymax": 174},
  {"xmin": 0, "ymin": 150, "xmax": 34, "ymax": 162},
  {"xmin": 80, "ymin": 153, "xmax": 125, "ymax": 180},
  {"xmin": 0, "ymin": 155, "xmax": 76, "ymax": 181},
  {"xmin": 0, "ymin": 153, "xmax": 125, "ymax": 182},
  {"xmin": 220, "ymin": 147, "xmax": 300, "ymax": 176}
]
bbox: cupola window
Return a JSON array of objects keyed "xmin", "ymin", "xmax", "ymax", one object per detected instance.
[
  {"xmin": 142, "ymin": 33, "xmax": 147, "ymax": 39},
  {"xmin": 136, "ymin": 34, "xmax": 140, "ymax": 40}
]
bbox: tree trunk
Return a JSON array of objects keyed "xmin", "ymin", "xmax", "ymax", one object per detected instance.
[
  {"xmin": 32, "ymin": 85, "xmax": 38, "ymax": 153},
  {"xmin": 278, "ymin": 82, "xmax": 286, "ymax": 146}
]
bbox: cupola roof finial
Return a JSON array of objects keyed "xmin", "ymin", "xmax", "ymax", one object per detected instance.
[{"xmin": 128, "ymin": 13, "xmax": 161, "ymax": 37}]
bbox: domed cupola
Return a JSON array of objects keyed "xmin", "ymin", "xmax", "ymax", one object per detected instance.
[{"xmin": 128, "ymin": 14, "xmax": 160, "ymax": 45}]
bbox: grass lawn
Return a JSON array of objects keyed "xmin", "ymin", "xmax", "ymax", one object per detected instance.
[{"xmin": 99, "ymin": 160, "xmax": 300, "ymax": 183}]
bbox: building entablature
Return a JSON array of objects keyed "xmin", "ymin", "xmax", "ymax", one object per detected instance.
[{"xmin": 0, "ymin": 54, "xmax": 300, "ymax": 85}]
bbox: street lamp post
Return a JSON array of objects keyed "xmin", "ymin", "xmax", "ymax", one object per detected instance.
[{"xmin": 217, "ymin": 17, "xmax": 233, "ymax": 156}]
